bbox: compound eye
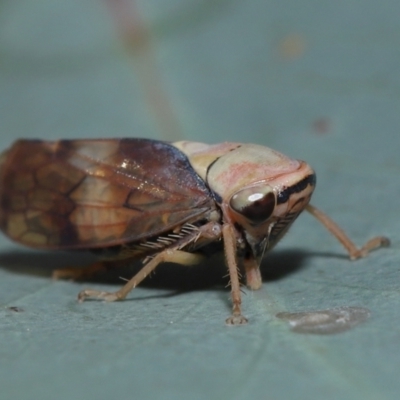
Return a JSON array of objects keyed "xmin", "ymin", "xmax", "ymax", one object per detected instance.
[{"xmin": 230, "ymin": 185, "xmax": 276, "ymax": 224}]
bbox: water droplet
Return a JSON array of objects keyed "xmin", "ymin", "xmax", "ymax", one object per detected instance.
[{"xmin": 276, "ymin": 306, "xmax": 370, "ymax": 334}]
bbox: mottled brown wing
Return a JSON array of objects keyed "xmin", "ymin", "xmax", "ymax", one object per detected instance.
[{"xmin": 0, "ymin": 139, "xmax": 216, "ymax": 249}]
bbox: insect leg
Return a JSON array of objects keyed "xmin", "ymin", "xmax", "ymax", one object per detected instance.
[
  {"xmin": 306, "ymin": 204, "xmax": 390, "ymax": 260},
  {"xmin": 52, "ymin": 261, "xmax": 122, "ymax": 280},
  {"xmin": 77, "ymin": 250, "xmax": 204, "ymax": 302},
  {"xmin": 243, "ymin": 255, "xmax": 262, "ymax": 290},
  {"xmin": 77, "ymin": 221, "xmax": 222, "ymax": 302},
  {"xmin": 222, "ymin": 223, "xmax": 248, "ymax": 325}
]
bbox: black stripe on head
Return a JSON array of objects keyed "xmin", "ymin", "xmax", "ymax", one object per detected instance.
[{"xmin": 277, "ymin": 174, "xmax": 316, "ymax": 205}]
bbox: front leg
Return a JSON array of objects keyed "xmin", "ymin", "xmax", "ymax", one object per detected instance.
[{"xmin": 222, "ymin": 224, "xmax": 248, "ymax": 325}]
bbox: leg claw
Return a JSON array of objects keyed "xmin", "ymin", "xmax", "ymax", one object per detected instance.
[
  {"xmin": 78, "ymin": 289, "xmax": 120, "ymax": 303},
  {"xmin": 225, "ymin": 314, "xmax": 248, "ymax": 326}
]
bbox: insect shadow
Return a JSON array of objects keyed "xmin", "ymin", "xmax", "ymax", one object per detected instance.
[{"xmin": 0, "ymin": 247, "xmax": 344, "ymax": 294}]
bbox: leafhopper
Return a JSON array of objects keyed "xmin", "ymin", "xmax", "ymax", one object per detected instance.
[{"xmin": 0, "ymin": 139, "xmax": 389, "ymax": 324}]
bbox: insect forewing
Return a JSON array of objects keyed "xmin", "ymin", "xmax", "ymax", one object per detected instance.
[{"xmin": 0, "ymin": 139, "xmax": 216, "ymax": 249}]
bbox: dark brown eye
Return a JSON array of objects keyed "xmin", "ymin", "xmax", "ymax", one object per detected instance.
[{"xmin": 230, "ymin": 185, "xmax": 276, "ymax": 224}]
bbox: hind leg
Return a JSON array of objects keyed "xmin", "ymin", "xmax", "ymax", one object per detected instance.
[{"xmin": 77, "ymin": 250, "xmax": 204, "ymax": 302}]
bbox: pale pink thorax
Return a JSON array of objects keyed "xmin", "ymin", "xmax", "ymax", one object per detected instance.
[{"xmin": 173, "ymin": 142, "xmax": 308, "ymax": 203}]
